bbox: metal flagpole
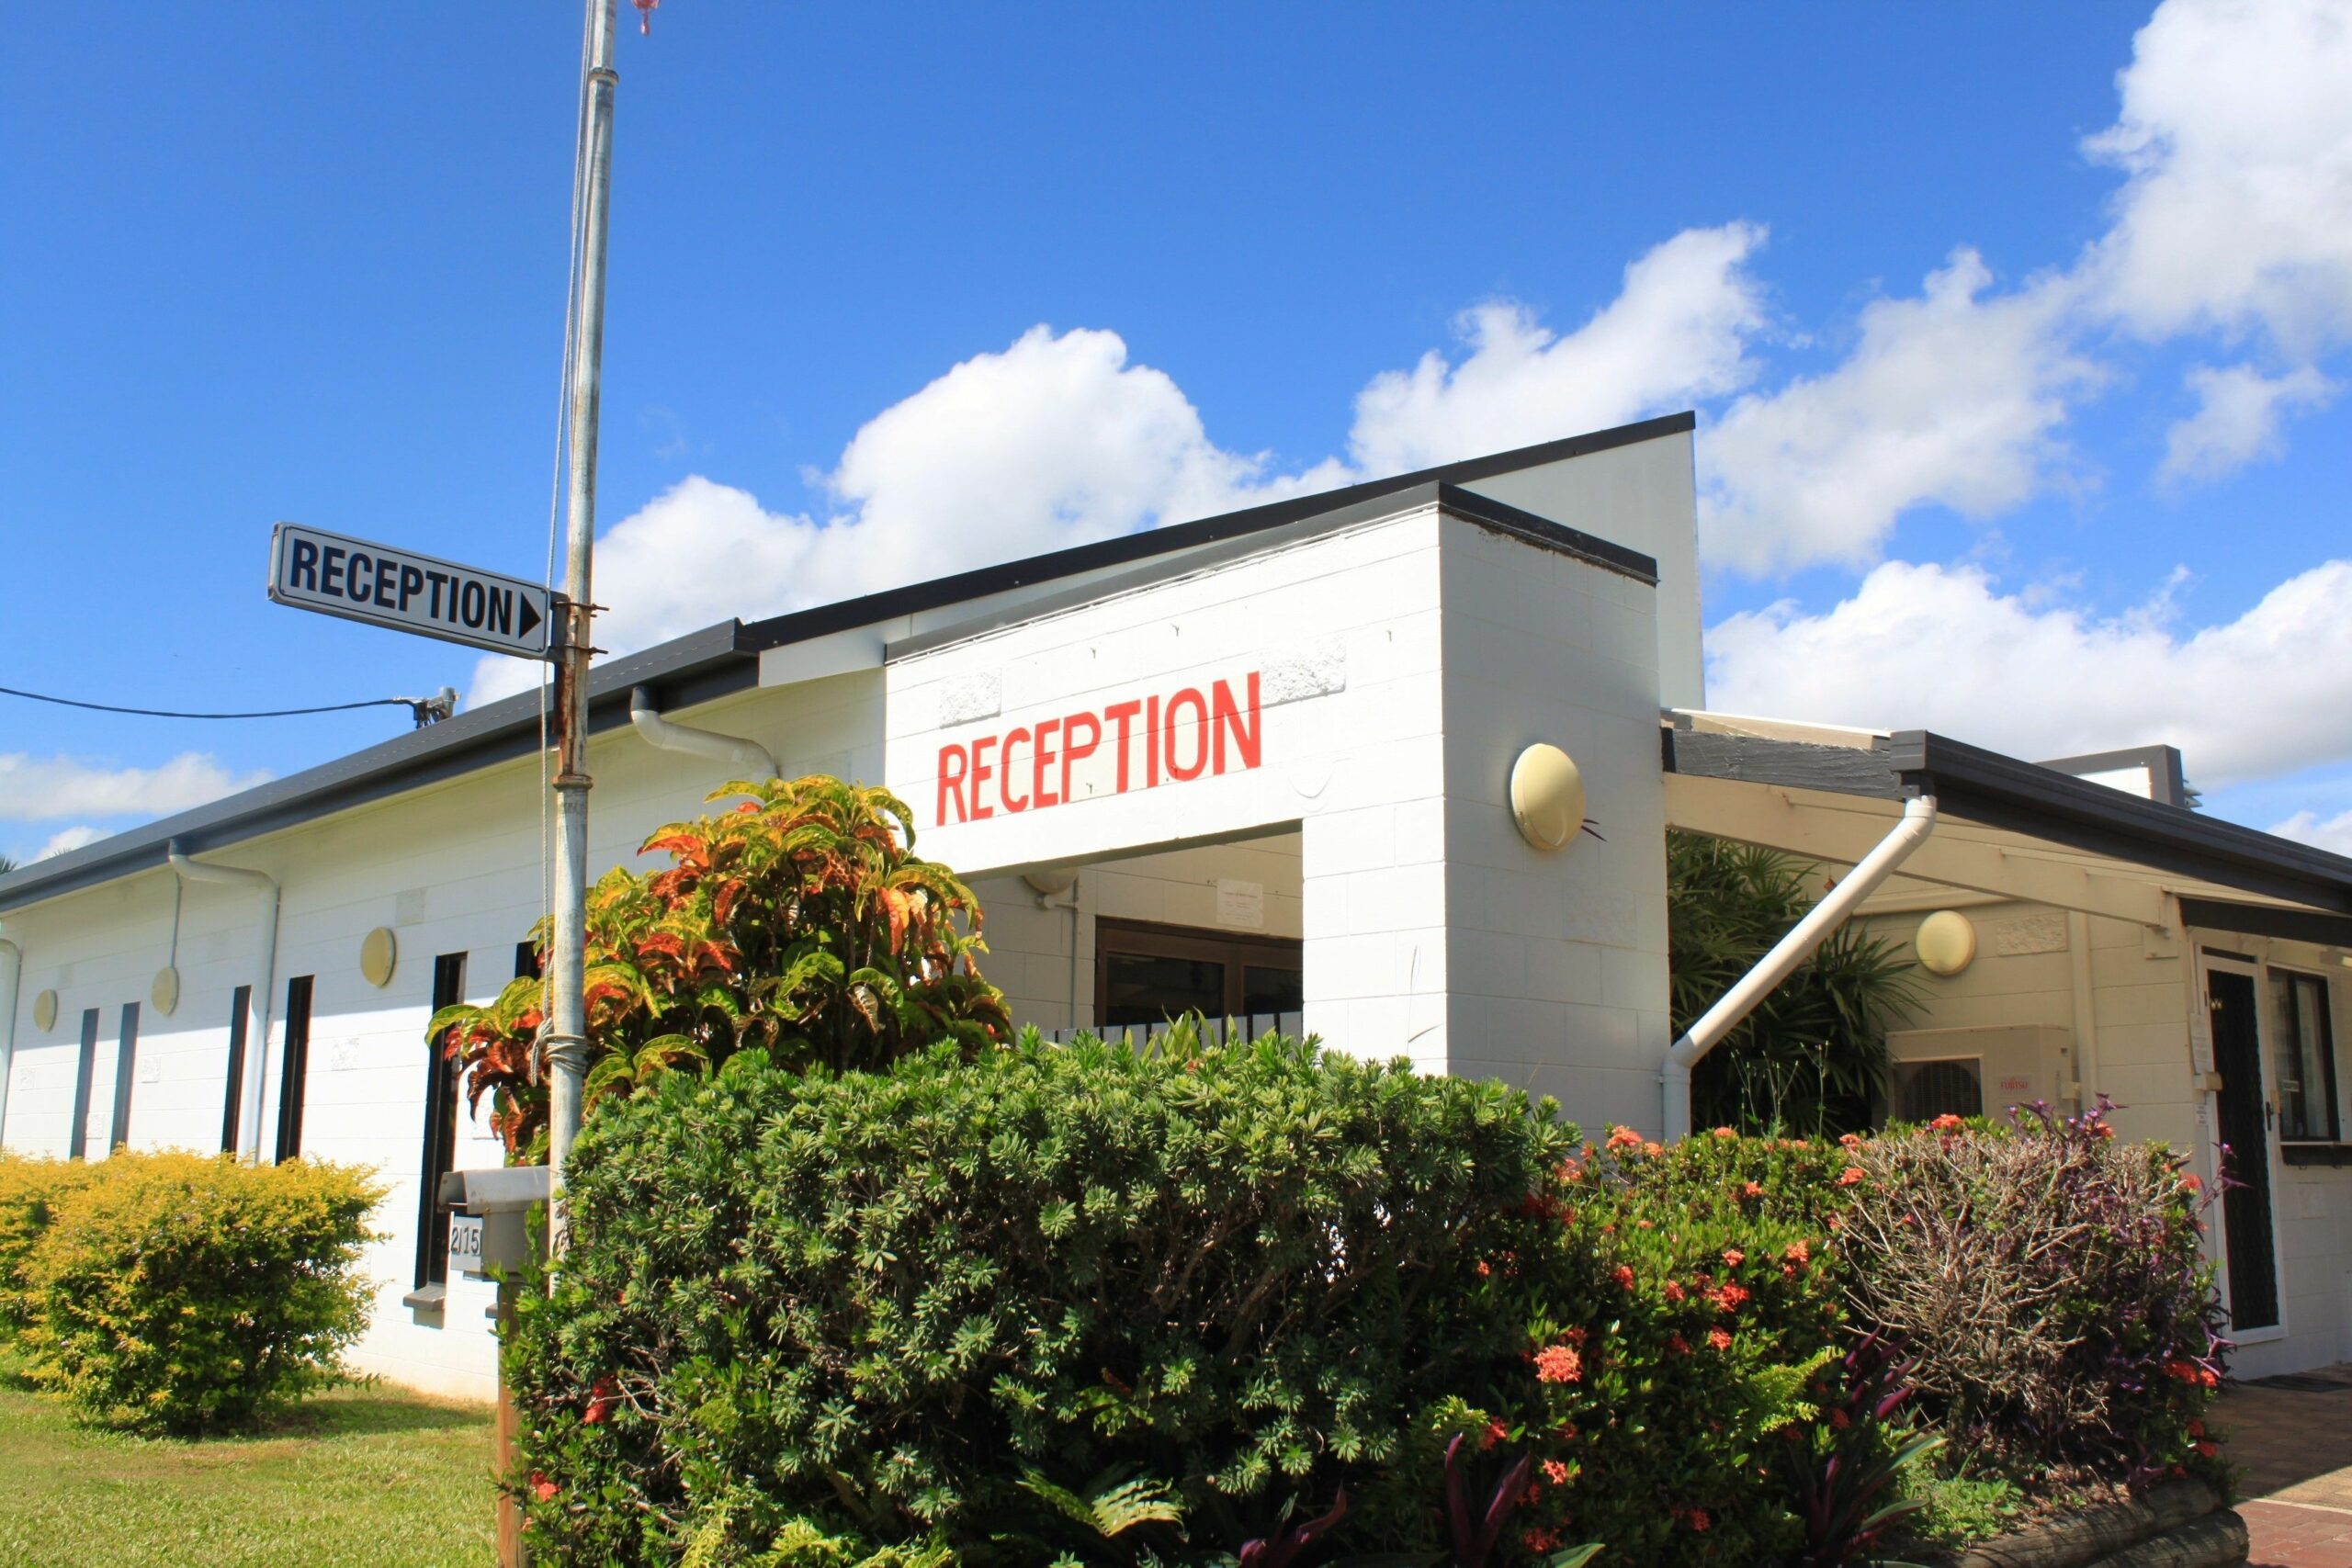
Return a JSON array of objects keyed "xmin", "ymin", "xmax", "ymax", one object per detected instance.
[{"xmin": 547, "ymin": 0, "xmax": 620, "ymax": 1239}]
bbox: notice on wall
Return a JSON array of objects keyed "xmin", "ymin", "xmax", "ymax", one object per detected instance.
[{"xmin": 1216, "ymin": 878, "xmax": 1265, "ymax": 930}]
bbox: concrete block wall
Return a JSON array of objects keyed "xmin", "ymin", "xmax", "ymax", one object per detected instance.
[{"xmin": 1436, "ymin": 513, "xmax": 1672, "ymax": 1135}]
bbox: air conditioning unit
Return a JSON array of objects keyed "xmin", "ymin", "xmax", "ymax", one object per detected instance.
[{"xmin": 1883, "ymin": 1023, "xmax": 2074, "ymax": 1125}]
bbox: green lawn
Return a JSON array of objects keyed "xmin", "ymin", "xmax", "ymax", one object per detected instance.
[{"xmin": 0, "ymin": 1374, "xmax": 499, "ymax": 1568}]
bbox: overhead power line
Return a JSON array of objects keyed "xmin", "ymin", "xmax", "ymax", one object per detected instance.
[{"xmin": 0, "ymin": 683, "xmax": 458, "ymax": 728}]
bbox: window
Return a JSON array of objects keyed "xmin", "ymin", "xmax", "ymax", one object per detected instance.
[
  {"xmin": 2272, "ymin": 969, "xmax": 2340, "ymax": 1144},
  {"xmin": 275, "ymin": 975, "xmax": 315, "ymax": 1162},
  {"xmin": 220, "ymin": 985, "xmax": 252, "ymax": 1154},
  {"xmin": 414, "ymin": 953, "xmax": 469, "ymax": 1288},
  {"xmin": 1892, "ymin": 1057, "xmax": 1984, "ymax": 1123},
  {"xmin": 107, "ymin": 1002, "xmax": 141, "ymax": 1153},
  {"xmin": 68, "ymin": 1008, "xmax": 99, "ymax": 1161},
  {"xmin": 1094, "ymin": 919, "xmax": 1304, "ymax": 1032}
]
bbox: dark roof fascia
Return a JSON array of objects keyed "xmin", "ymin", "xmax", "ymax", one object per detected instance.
[
  {"xmin": 2177, "ymin": 898, "xmax": 2352, "ymax": 949},
  {"xmin": 735, "ymin": 412, "xmax": 1693, "ymax": 655},
  {"xmin": 0, "ymin": 622, "xmax": 759, "ymax": 914},
  {"xmin": 886, "ymin": 481, "xmax": 1659, "ymax": 663},
  {"xmin": 1660, "ymin": 728, "xmax": 1907, "ymax": 800},
  {"xmin": 1662, "ymin": 723, "xmax": 2352, "ymax": 917},
  {"xmin": 1886, "ymin": 732, "xmax": 2352, "ymax": 917}
]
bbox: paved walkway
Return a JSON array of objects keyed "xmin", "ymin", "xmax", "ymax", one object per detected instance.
[{"xmin": 2217, "ymin": 1368, "xmax": 2352, "ymax": 1568}]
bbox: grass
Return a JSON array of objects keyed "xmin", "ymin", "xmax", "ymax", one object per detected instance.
[{"xmin": 0, "ymin": 1368, "xmax": 499, "ymax": 1568}]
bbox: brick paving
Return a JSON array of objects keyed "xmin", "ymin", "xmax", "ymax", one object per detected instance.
[{"xmin": 2217, "ymin": 1369, "xmax": 2352, "ymax": 1568}]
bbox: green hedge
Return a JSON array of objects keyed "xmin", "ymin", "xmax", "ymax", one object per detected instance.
[
  {"xmin": 513, "ymin": 1043, "xmax": 2229, "ymax": 1566},
  {"xmin": 511, "ymin": 1032, "xmax": 1591, "ymax": 1565},
  {"xmin": 3, "ymin": 1150, "xmax": 382, "ymax": 1432}
]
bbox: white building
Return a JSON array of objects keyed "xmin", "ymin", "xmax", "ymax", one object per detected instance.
[{"xmin": 1, "ymin": 412, "xmax": 2346, "ymax": 1397}]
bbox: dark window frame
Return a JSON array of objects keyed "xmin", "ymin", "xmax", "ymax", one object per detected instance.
[
  {"xmin": 275, "ymin": 975, "xmax": 315, "ymax": 1162},
  {"xmin": 107, "ymin": 1002, "xmax": 141, "ymax": 1153},
  {"xmin": 220, "ymin": 985, "xmax": 252, "ymax": 1154},
  {"xmin": 68, "ymin": 1008, "xmax": 99, "ymax": 1161},
  {"xmin": 414, "ymin": 953, "xmax": 469, "ymax": 1288},
  {"xmin": 2270, "ymin": 967, "xmax": 2342, "ymax": 1145},
  {"xmin": 1092, "ymin": 918, "xmax": 1303, "ymax": 1028}
]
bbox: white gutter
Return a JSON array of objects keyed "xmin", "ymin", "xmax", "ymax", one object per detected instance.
[
  {"xmin": 1661, "ymin": 794, "xmax": 1939, "ymax": 1140},
  {"xmin": 0, "ymin": 935, "xmax": 19, "ymax": 1149},
  {"xmin": 629, "ymin": 687, "xmax": 779, "ymax": 781},
  {"xmin": 167, "ymin": 843, "xmax": 279, "ymax": 1164}
]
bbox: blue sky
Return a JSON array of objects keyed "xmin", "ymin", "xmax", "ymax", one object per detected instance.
[{"xmin": 5, "ymin": 1, "xmax": 2349, "ymax": 864}]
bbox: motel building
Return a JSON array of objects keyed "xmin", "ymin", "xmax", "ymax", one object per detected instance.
[{"xmin": 2, "ymin": 412, "xmax": 2350, "ymax": 1400}]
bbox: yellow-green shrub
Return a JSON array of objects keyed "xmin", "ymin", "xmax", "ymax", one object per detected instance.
[
  {"xmin": 0, "ymin": 1153, "xmax": 107, "ymax": 1331},
  {"xmin": 18, "ymin": 1150, "xmax": 384, "ymax": 1431}
]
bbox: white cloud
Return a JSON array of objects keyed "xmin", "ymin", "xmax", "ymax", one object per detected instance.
[
  {"xmin": 1345, "ymin": 224, "xmax": 1770, "ymax": 475},
  {"xmin": 2085, "ymin": 0, "xmax": 2352, "ymax": 354},
  {"xmin": 2158, "ymin": 363, "xmax": 2336, "ymax": 485},
  {"xmin": 471, "ymin": 327, "xmax": 1346, "ymax": 706},
  {"xmin": 1700, "ymin": 253, "xmax": 2096, "ymax": 574},
  {"xmin": 2270, "ymin": 807, "xmax": 2352, "ymax": 857},
  {"xmin": 1704, "ymin": 558, "xmax": 2352, "ymax": 789},
  {"xmin": 34, "ymin": 826, "xmax": 103, "ymax": 861},
  {"xmin": 0, "ymin": 752, "xmax": 270, "ymax": 823}
]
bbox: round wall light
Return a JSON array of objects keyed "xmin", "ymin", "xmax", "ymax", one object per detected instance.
[
  {"xmin": 1915, "ymin": 910, "xmax": 1977, "ymax": 977},
  {"xmin": 359, "ymin": 927, "xmax": 399, "ymax": 988},
  {"xmin": 1510, "ymin": 744, "xmax": 1588, "ymax": 852},
  {"xmin": 31, "ymin": 989, "xmax": 57, "ymax": 1032},
  {"xmin": 151, "ymin": 965, "xmax": 180, "ymax": 1017}
]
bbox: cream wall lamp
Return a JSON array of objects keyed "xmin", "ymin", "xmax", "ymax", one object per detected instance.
[
  {"xmin": 360, "ymin": 927, "xmax": 399, "ymax": 988},
  {"xmin": 1510, "ymin": 744, "xmax": 1599, "ymax": 852},
  {"xmin": 1915, "ymin": 910, "xmax": 1978, "ymax": 977}
]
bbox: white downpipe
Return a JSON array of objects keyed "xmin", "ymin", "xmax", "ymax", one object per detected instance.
[
  {"xmin": 629, "ymin": 687, "xmax": 779, "ymax": 781},
  {"xmin": 1660, "ymin": 795, "xmax": 1939, "ymax": 1140},
  {"xmin": 167, "ymin": 843, "xmax": 279, "ymax": 1164},
  {"xmin": 0, "ymin": 935, "xmax": 20, "ymax": 1149}
]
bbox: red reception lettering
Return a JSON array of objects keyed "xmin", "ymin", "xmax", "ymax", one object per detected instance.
[
  {"xmin": 1032, "ymin": 718, "xmax": 1060, "ymax": 808},
  {"xmin": 1212, "ymin": 672, "xmax": 1261, "ymax": 773},
  {"xmin": 1001, "ymin": 727, "xmax": 1031, "ymax": 812},
  {"xmin": 968, "ymin": 736, "xmax": 998, "ymax": 819},
  {"xmin": 1102, "ymin": 700, "xmax": 1141, "ymax": 793},
  {"xmin": 1061, "ymin": 711, "xmax": 1101, "ymax": 802},
  {"xmin": 931, "ymin": 669, "xmax": 1268, "ymax": 827},
  {"xmin": 1164, "ymin": 687, "xmax": 1209, "ymax": 781},
  {"xmin": 936, "ymin": 743, "xmax": 970, "ymax": 825}
]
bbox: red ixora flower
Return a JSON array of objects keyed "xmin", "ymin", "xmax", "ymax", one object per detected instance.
[
  {"xmin": 1712, "ymin": 1126, "xmax": 1737, "ymax": 1139},
  {"xmin": 530, "ymin": 1472, "xmax": 560, "ymax": 1504},
  {"xmin": 1613, "ymin": 1264, "xmax": 1636, "ymax": 1290},
  {"xmin": 1930, "ymin": 1112, "xmax": 1965, "ymax": 1132},
  {"xmin": 583, "ymin": 1376, "xmax": 617, "ymax": 1425},
  {"xmin": 1606, "ymin": 1125, "xmax": 1644, "ymax": 1151},
  {"xmin": 1707, "ymin": 1327, "xmax": 1735, "ymax": 1351},
  {"xmin": 1534, "ymin": 1343, "xmax": 1585, "ymax": 1384},
  {"xmin": 1713, "ymin": 1284, "xmax": 1750, "ymax": 1312},
  {"xmin": 1542, "ymin": 1458, "xmax": 1572, "ymax": 1485},
  {"xmin": 1740, "ymin": 1180, "xmax": 1764, "ymax": 1201},
  {"xmin": 1783, "ymin": 1239, "xmax": 1811, "ymax": 1265},
  {"xmin": 1721, "ymin": 1248, "xmax": 1746, "ymax": 1268},
  {"xmin": 1838, "ymin": 1166, "xmax": 1866, "ymax": 1187},
  {"xmin": 1663, "ymin": 1280, "xmax": 1687, "ymax": 1303}
]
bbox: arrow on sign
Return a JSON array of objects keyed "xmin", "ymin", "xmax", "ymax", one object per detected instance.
[{"xmin": 267, "ymin": 524, "xmax": 556, "ymax": 661}]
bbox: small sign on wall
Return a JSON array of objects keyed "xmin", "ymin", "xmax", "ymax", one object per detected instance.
[{"xmin": 1216, "ymin": 878, "xmax": 1265, "ymax": 930}]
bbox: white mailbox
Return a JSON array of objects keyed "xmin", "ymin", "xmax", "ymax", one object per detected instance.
[{"xmin": 438, "ymin": 1167, "xmax": 552, "ymax": 1281}]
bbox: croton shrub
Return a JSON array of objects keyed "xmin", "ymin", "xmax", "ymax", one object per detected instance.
[{"xmin": 428, "ymin": 775, "xmax": 1012, "ymax": 1160}]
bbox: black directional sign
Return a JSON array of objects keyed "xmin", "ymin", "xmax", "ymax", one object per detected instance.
[{"xmin": 267, "ymin": 524, "xmax": 553, "ymax": 660}]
